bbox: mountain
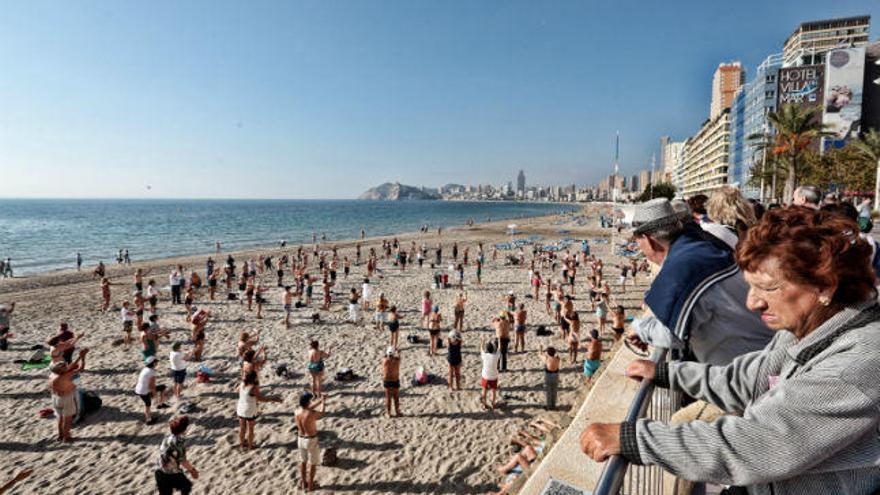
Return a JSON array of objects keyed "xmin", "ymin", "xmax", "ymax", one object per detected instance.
[{"xmin": 358, "ymin": 182, "xmax": 441, "ymax": 201}]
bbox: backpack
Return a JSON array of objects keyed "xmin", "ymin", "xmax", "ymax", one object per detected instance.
[
  {"xmin": 536, "ymin": 325, "xmax": 552, "ymax": 337},
  {"xmin": 335, "ymin": 368, "xmax": 357, "ymax": 381},
  {"xmin": 406, "ymin": 334, "xmax": 420, "ymax": 344}
]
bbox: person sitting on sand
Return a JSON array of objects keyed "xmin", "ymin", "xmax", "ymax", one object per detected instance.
[
  {"xmin": 381, "ymin": 346, "xmax": 402, "ymax": 417},
  {"xmin": 49, "ymin": 348, "xmax": 88, "ymax": 442},
  {"xmin": 135, "ymin": 355, "xmax": 169, "ymax": 424},
  {"xmin": 307, "ymin": 341, "xmax": 330, "ymax": 397},
  {"xmin": 295, "ymin": 392, "xmax": 326, "ymax": 492},
  {"xmin": 237, "ymin": 370, "xmax": 281, "ymax": 451},
  {"xmin": 479, "ymin": 336, "xmax": 502, "ymax": 410},
  {"xmin": 155, "ymin": 415, "xmax": 199, "ymax": 495}
]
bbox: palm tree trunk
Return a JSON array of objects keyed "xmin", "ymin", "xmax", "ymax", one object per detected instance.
[{"xmin": 783, "ymin": 154, "xmax": 797, "ymax": 204}]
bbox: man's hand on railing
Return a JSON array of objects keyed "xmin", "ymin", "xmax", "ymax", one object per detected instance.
[
  {"xmin": 580, "ymin": 423, "xmax": 621, "ymax": 462},
  {"xmin": 625, "ymin": 331, "xmax": 649, "ymax": 353},
  {"xmin": 624, "ymin": 359, "xmax": 656, "ymax": 382}
]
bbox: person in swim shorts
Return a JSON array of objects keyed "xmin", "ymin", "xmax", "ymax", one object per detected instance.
[
  {"xmin": 295, "ymin": 392, "xmax": 326, "ymax": 492},
  {"xmin": 381, "ymin": 346, "xmax": 402, "ymax": 417},
  {"xmin": 307, "ymin": 341, "xmax": 330, "ymax": 397}
]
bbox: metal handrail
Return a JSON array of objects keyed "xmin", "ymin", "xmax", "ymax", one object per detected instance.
[{"xmin": 592, "ymin": 348, "xmax": 669, "ymax": 495}]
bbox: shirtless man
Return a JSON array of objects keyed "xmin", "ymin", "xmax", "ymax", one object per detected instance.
[
  {"xmin": 295, "ymin": 393, "xmax": 326, "ymax": 492},
  {"xmin": 492, "ymin": 312, "xmax": 511, "ymax": 372},
  {"xmin": 381, "ymin": 347, "xmax": 402, "ymax": 417},
  {"xmin": 49, "ymin": 348, "xmax": 88, "ymax": 442}
]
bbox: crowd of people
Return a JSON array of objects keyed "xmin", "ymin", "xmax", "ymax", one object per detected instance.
[
  {"xmin": 0, "ymin": 214, "xmax": 649, "ymax": 494},
  {"xmin": 580, "ymin": 185, "xmax": 880, "ymax": 495}
]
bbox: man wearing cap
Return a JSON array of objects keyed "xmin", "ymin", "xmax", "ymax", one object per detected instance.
[
  {"xmin": 135, "ymin": 355, "xmax": 169, "ymax": 425},
  {"xmin": 381, "ymin": 346, "xmax": 402, "ymax": 417},
  {"xmin": 628, "ymin": 198, "xmax": 772, "ymax": 366},
  {"xmin": 296, "ymin": 392, "xmax": 326, "ymax": 492}
]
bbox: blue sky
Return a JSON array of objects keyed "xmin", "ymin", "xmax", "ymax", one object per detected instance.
[{"xmin": 1, "ymin": 1, "xmax": 877, "ymax": 199}]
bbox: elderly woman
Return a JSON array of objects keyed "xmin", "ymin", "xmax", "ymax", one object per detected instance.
[
  {"xmin": 581, "ymin": 207, "xmax": 880, "ymax": 494},
  {"xmin": 702, "ymin": 185, "xmax": 758, "ymax": 249}
]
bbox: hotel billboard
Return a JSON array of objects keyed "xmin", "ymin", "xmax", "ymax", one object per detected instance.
[
  {"xmin": 823, "ymin": 47, "xmax": 865, "ymax": 148},
  {"xmin": 777, "ymin": 64, "xmax": 825, "ymax": 110}
]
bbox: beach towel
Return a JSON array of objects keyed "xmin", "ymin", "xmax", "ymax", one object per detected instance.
[{"xmin": 21, "ymin": 355, "xmax": 51, "ymax": 371}]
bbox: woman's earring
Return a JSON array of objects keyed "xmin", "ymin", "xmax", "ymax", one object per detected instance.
[{"xmin": 818, "ymin": 295, "xmax": 831, "ymax": 306}]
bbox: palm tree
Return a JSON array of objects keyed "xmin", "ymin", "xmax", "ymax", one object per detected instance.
[
  {"xmin": 758, "ymin": 104, "xmax": 831, "ymax": 203},
  {"xmin": 850, "ymin": 129, "xmax": 880, "ymax": 211}
]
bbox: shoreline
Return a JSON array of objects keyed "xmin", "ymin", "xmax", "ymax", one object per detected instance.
[
  {"xmin": 0, "ymin": 206, "xmax": 584, "ymax": 296},
  {"xmin": 0, "ymin": 200, "xmax": 581, "ymax": 280}
]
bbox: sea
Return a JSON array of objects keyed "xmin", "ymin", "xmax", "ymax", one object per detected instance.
[{"xmin": 0, "ymin": 199, "xmax": 579, "ymax": 276}]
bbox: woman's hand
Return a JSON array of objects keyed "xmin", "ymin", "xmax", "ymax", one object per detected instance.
[
  {"xmin": 624, "ymin": 359, "xmax": 656, "ymax": 382},
  {"xmin": 580, "ymin": 423, "xmax": 621, "ymax": 462}
]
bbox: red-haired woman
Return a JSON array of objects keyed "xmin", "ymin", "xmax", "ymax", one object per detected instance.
[{"xmin": 581, "ymin": 207, "xmax": 880, "ymax": 494}]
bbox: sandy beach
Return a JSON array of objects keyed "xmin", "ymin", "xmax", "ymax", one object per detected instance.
[{"xmin": 0, "ymin": 204, "xmax": 649, "ymax": 494}]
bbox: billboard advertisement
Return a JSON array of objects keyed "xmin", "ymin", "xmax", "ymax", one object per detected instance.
[
  {"xmin": 823, "ymin": 47, "xmax": 865, "ymax": 148},
  {"xmin": 777, "ymin": 65, "xmax": 825, "ymax": 110}
]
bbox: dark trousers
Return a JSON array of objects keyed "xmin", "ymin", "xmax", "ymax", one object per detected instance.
[
  {"xmin": 171, "ymin": 285, "xmax": 181, "ymax": 304},
  {"xmin": 155, "ymin": 470, "xmax": 192, "ymax": 495},
  {"xmin": 544, "ymin": 371, "xmax": 559, "ymax": 409},
  {"xmin": 498, "ymin": 337, "xmax": 510, "ymax": 371}
]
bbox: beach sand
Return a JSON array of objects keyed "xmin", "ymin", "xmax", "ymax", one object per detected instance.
[{"xmin": 0, "ymin": 204, "xmax": 648, "ymax": 494}]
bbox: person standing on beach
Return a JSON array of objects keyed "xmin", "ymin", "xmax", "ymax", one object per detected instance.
[
  {"xmin": 428, "ymin": 305, "xmax": 442, "ymax": 356},
  {"xmin": 452, "ymin": 292, "xmax": 467, "ymax": 331},
  {"xmin": 307, "ymin": 341, "xmax": 330, "ymax": 397},
  {"xmin": 421, "ymin": 291, "xmax": 432, "ymax": 329},
  {"xmin": 348, "ymin": 288, "xmax": 360, "ymax": 323},
  {"xmin": 237, "ymin": 370, "xmax": 281, "ymax": 451},
  {"xmin": 135, "ymin": 356, "xmax": 169, "ymax": 424},
  {"xmin": 540, "ymin": 346, "xmax": 560, "ymax": 410},
  {"xmin": 387, "ymin": 306, "xmax": 400, "ymax": 348},
  {"xmin": 170, "ymin": 267, "xmax": 183, "ymax": 305},
  {"xmin": 513, "ymin": 304, "xmax": 527, "ymax": 353},
  {"xmin": 581, "ymin": 329, "xmax": 602, "ymax": 383},
  {"xmin": 381, "ymin": 347, "xmax": 402, "ymax": 417},
  {"xmin": 155, "ymin": 415, "xmax": 199, "ymax": 495},
  {"xmin": 492, "ymin": 312, "xmax": 511, "ymax": 372},
  {"xmin": 169, "ymin": 342, "xmax": 193, "ymax": 400},
  {"xmin": 446, "ymin": 330, "xmax": 463, "ymax": 391},
  {"xmin": 76, "ymin": 252, "xmax": 82, "ymax": 271},
  {"xmin": 479, "ymin": 336, "xmax": 501, "ymax": 410},
  {"xmin": 49, "ymin": 348, "xmax": 87, "ymax": 442},
  {"xmin": 295, "ymin": 392, "xmax": 325, "ymax": 492},
  {"xmin": 281, "ymin": 286, "xmax": 294, "ymax": 328}
]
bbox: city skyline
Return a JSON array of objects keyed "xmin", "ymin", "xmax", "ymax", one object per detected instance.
[{"xmin": 1, "ymin": 1, "xmax": 879, "ymax": 199}]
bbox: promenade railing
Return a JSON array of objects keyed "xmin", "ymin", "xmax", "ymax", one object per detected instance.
[{"xmin": 592, "ymin": 348, "xmax": 681, "ymax": 495}]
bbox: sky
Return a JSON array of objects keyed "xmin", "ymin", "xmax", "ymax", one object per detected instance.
[{"xmin": 1, "ymin": 1, "xmax": 878, "ymax": 199}]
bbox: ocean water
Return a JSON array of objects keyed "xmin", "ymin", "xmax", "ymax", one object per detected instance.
[{"xmin": 0, "ymin": 199, "xmax": 578, "ymax": 276}]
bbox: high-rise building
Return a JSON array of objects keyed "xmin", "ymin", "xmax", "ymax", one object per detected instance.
[
  {"xmin": 711, "ymin": 62, "xmax": 745, "ymax": 119},
  {"xmin": 783, "ymin": 15, "xmax": 870, "ymax": 67},
  {"xmin": 630, "ymin": 174, "xmax": 640, "ymax": 193},
  {"xmin": 682, "ymin": 109, "xmax": 732, "ymax": 197},
  {"xmin": 516, "ymin": 170, "xmax": 526, "ymax": 194},
  {"xmin": 733, "ymin": 53, "xmax": 783, "ymax": 199},
  {"xmin": 639, "ymin": 170, "xmax": 652, "ymax": 193},
  {"xmin": 661, "ymin": 139, "xmax": 686, "ymax": 189},
  {"xmin": 728, "ymin": 88, "xmax": 747, "ymax": 191}
]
